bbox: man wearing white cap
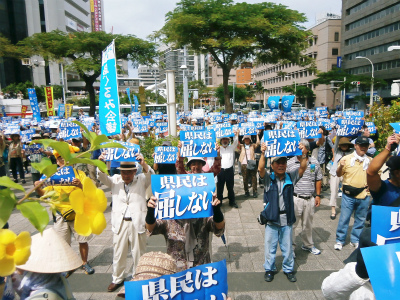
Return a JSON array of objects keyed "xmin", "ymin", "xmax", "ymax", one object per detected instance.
[
  {"xmin": 258, "ymin": 143, "xmax": 308, "ymax": 283},
  {"xmin": 98, "ymin": 153, "xmax": 154, "ymax": 292}
]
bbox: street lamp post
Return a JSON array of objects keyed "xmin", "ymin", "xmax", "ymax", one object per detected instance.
[
  {"xmin": 285, "ymin": 75, "xmax": 296, "ymax": 103},
  {"xmin": 356, "ymin": 56, "xmax": 374, "ymax": 108},
  {"xmin": 180, "ymin": 46, "xmax": 189, "ymax": 113},
  {"xmin": 330, "ymin": 77, "xmax": 346, "ymax": 110}
]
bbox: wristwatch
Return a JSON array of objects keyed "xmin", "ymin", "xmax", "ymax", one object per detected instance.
[{"xmin": 316, "ymin": 194, "xmax": 321, "ymax": 197}]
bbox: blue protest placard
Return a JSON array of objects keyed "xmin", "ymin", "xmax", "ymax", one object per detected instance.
[
  {"xmin": 58, "ymin": 122, "xmax": 82, "ymax": 140},
  {"xmin": 24, "ymin": 144, "xmax": 42, "ymax": 155},
  {"xmin": 317, "ymin": 118, "xmax": 332, "ymax": 131},
  {"xmin": 209, "ymin": 113, "xmax": 222, "ymax": 123},
  {"xmin": 20, "ymin": 129, "xmax": 35, "ymax": 143},
  {"xmin": 152, "ymin": 111, "xmax": 163, "ymax": 120},
  {"xmin": 361, "ymin": 243, "xmax": 400, "ymax": 300},
  {"xmin": 147, "ymin": 119, "xmax": 155, "ymax": 128},
  {"xmin": 4, "ymin": 125, "xmax": 20, "ymax": 135},
  {"xmin": 281, "ymin": 95, "xmax": 294, "ymax": 112},
  {"xmin": 40, "ymin": 166, "xmax": 76, "ymax": 185},
  {"xmin": 27, "ymin": 88, "xmax": 41, "ymax": 122},
  {"xmin": 213, "ymin": 124, "xmax": 234, "ymax": 139},
  {"xmin": 263, "ymin": 129, "xmax": 302, "ymax": 157},
  {"xmin": 390, "ymin": 123, "xmax": 400, "ymax": 134},
  {"xmin": 365, "ymin": 121, "xmax": 376, "ymax": 134},
  {"xmin": 267, "ymin": 96, "xmax": 280, "ymax": 110},
  {"xmin": 248, "ymin": 118, "xmax": 265, "ymax": 130},
  {"xmin": 151, "ymin": 173, "xmax": 215, "ymax": 220},
  {"xmin": 58, "ymin": 104, "xmax": 65, "ymax": 118},
  {"xmin": 125, "ymin": 259, "xmax": 228, "ymax": 300},
  {"xmin": 99, "ymin": 40, "xmax": 121, "ymax": 136},
  {"xmin": 179, "ymin": 124, "xmax": 192, "ymax": 131},
  {"xmin": 296, "ymin": 121, "xmax": 321, "ymax": 139},
  {"xmin": 239, "ymin": 122, "xmax": 257, "ymax": 136},
  {"xmin": 154, "ymin": 146, "xmax": 178, "ymax": 164},
  {"xmin": 132, "ymin": 119, "xmax": 148, "ymax": 133},
  {"xmin": 103, "ymin": 141, "xmax": 140, "ymax": 162},
  {"xmin": 155, "ymin": 122, "xmax": 169, "ymax": 135},
  {"xmin": 336, "ymin": 119, "xmax": 364, "ymax": 137},
  {"xmin": 371, "ymin": 205, "xmax": 400, "ymax": 245},
  {"xmin": 179, "ymin": 131, "xmax": 217, "ymax": 158},
  {"xmin": 281, "ymin": 121, "xmax": 296, "ymax": 129},
  {"xmin": 343, "ymin": 110, "xmax": 364, "ymax": 118}
]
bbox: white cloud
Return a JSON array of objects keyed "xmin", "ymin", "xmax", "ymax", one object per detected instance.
[{"xmin": 103, "ymin": 0, "xmax": 342, "ymax": 39}]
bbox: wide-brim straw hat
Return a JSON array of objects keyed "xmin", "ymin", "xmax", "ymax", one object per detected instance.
[
  {"xmin": 338, "ymin": 137, "xmax": 354, "ymax": 147},
  {"xmin": 117, "ymin": 161, "xmax": 138, "ymax": 170},
  {"xmin": 18, "ymin": 228, "xmax": 82, "ymax": 273},
  {"xmin": 117, "ymin": 252, "xmax": 177, "ymax": 298}
]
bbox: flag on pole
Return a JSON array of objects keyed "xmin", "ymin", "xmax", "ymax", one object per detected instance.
[
  {"xmin": 27, "ymin": 88, "xmax": 41, "ymax": 122},
  {"xmin": 44, "ymin": 86, "xmax": 56, "ymax": 116}
]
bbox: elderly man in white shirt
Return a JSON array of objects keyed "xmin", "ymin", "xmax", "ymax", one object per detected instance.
[
  {"xmin": 217, "ymin": 130, "xmax": 239, "ymax": 208},
  {"xmin": 97, "ymin": 153, "xmax": 154, "ymax": 292}
]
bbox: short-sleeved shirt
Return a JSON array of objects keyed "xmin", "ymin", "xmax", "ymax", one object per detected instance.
[
  {"xmin": 370, "ymin": 180, "xmax": 400, "ymax": 206},
  {"xmin": 340, "ymin": 153, "xmax": 371, "ymax": 199},
  {"xmin": 149, "ymin": 217, "xmax": 224, "ymax": 271},
  {"xmin": 262, "ymin": 169, "xmax": 300, "ymax": 226},
  {"xmin": 287, "ymin": 156, "xmax": 322, "ymax": 197}
]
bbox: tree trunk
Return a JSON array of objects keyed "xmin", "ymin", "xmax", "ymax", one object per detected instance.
[
  {"xmin": 82, "ymin": 74, "xmax": 98, "ymax": 117},
  {"xmin": 222, "ymin": 67, "xmax": 233, "ymax": 114}
]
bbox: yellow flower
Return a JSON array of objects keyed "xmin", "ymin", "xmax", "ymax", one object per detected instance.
[
  {"xmin": 0, "ymin": 229, "xmax": 31, "ymax": 276},
  {"xmin": 69, "ymin": 177, "xmax": 107, "ymax": 236}
]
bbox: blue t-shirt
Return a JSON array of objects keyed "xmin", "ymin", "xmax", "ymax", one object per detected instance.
[{"xmin": 371, "ymin": 179, "xmax": 400, "ymax": 206}]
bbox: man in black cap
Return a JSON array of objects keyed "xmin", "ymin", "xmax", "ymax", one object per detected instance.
[
  {"xmin": 334, "ymin": 136, "xmax": 372, "ymax": 251},
  {"xmin": 367, "ymin": 133, "xmax": 400, "ymax": 206}
]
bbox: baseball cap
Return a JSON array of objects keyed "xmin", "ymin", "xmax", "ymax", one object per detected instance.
[
  {"xmin": 355, "ymin": 136, "xmax": 370, "ymax": 145},
  {"xmin": 271, "ymin": 156, "xmax": 288, "ymax": 164}
]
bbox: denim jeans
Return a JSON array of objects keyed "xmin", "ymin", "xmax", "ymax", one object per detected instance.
[
  {"xmin": 264, "ymin": 223, "xmax": 294, "ymax": 273},
  {"xmin": 336, "ymin": 193, "xmax": 370, "ymax": 244}
]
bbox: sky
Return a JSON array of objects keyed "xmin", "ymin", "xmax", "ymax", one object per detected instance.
[{"xmin": 102, "ymin": 0, "xmax": 342, "ymax": 76}]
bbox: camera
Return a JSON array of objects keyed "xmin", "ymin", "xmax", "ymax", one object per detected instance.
[
  {"xmin": 390, "ymin": 142, "xmax": 399, "ymax": 152},
  {"xmin": 257, "ymin": 213, "xmax": 268, "ymax": 225}
]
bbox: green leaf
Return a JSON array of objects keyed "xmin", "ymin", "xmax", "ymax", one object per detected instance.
[
  {"xmin": 72, "ymin": 121, "xmax": 91, "ymax": 142},
  {"xmin": 41, "ymin": 164, "xmax": 58, "ymax": 178},
  {"xmin": 0, "ymin": 176, "xmax": 25, "ymax": 192},
  {"xmin": 31, "ymin": 157, "xmax": 53, "ymax": 176},
  {"xmin": 82, "ymin": 158, "xmax": 109, "ymax": 174},
  {"xmin": 30, "ymin": 138, "xmax": 54, "ymax": 149},
  {"xmin": 0, "ymin": 188, "xmax": 17, "ymax": 228},
  {"xmin": 93, "ymin": 142, "xmax": 127, "ymax": 150},
  {"xmin": 17, "ymin": 201, "xmax": 49, "ymax": 233},
  {"xmin": 49, "ymin": 141, "xmax": 73, "ymax": 162},
  {"xmin": 92, "ymin": 134, "xmax": 110, "ymax": 148}
]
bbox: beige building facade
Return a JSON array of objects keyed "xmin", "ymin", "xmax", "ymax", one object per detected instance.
[{"xmin": 254, "ymin": 15, "xmax": 342, "ymax": 109}]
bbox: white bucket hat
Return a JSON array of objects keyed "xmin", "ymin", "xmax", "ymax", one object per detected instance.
[{"xmin": 17, "ymin": 228, "xmax": 82, "ymax": 273}]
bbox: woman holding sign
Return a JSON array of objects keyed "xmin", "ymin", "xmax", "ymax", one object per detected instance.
[
  {"xmin": 9, "ymin": 133, "xmax": 25, "ymax": 184},
  {"xmin": 239, "ymin": 135, "xmax": 260, "ymax": 198}
]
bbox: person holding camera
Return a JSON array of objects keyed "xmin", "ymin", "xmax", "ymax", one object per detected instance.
[{"xmin": 258, "ymin": 142, "xmax": 308, "ymax": 283}]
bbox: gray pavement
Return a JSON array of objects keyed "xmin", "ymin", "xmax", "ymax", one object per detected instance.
[{"xmin": 7, "ymin": 170, "xmax": 358, "ymax": 300}]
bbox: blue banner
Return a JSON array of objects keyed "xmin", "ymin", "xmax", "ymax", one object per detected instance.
[
  {"xmin": 153, "ymin": 111, "xmax": 163, "ymax": 120},
  {"xmin": 371, "ymin": 205, "xmax": 400, "ymax": 245},
  {"xmin": 1, "ymin": 106, "xmax": 6, "ymax": 117},
  {"xmin": 239, "ymin": 122, "xmax": 257, "ymax": 136},
  {"xmin": 151, "ymin": 173, "xmax": 215, "ymax": 220},
  {"xmin": 317, "ymin": 118, "xmax": 332, "ymax": 131},
  {"xmin": 40, "ymin": 166, "xmax": 76, "ymax": 185},
  {"xmin": 58, "ymin": 104, "xmax": 65, "ymax": 118},
  {"xmin": 132, "ymin": 119, "xmax": 148, "ymax": 133},
  {"xmin": 154, "ymin": 146, "xmax": 178, "ymax": 164},
  {"xmin": 24, "ymin": 144, "xmax": 42, "ymax": 155},
  {"xmin": 126, "ymin": 87, "xmax": 134, "ymax": 113},
  {"xmin": 4, "ymin": 124, "xmax": 20, "ymax": 135},
  {"xmin": 103, "ymin": 141, "xmax": 140, "ymax": 162},
  {"xmin": 343, "ymin": 110, "xmax": 364, "ymax": 118},
  {"xmin": 155, "ymin": 122, "xmax": 169, "ymax": 135},
  {"xmin": 361, "ymin": 243, "xmax": 400, "ymax": 300},
  {"xmin": 267, "ymin": 96, "xmax": 280, "ymax": 110},
  {"xmin": 99, "ymin": 40, "xmax": 121, "ymax": 136},
  {"xmin": 263, "ymin": 129, "xmax": 302, "ymax": 157},
  {"xmin": 125, "ymin": 260, "xmax": 228, "ymax": 300},
  {"xmin": 336, "ymin": 119, "xmax": 364, "ymax": 137},
  {"xmin": 281, "ymin": 95, "xmax": 294, "ymax": 112},
  {"xmin": 281, "ymin": 121, "xmax": 296, "ymax": 129},
  {"xmin": 20, "ymin": 129, "xmax": 35, "ymax": 143},
  {"xmin": 179, "ymin": 131, "xmax": 217, "ymax": 158},
  {"xmin": 248, "ymin": 118, "xmax": 265, "ymax": 130},
  {"xmin": 209, "ymin": 113, "xmax": 222, "ymax": 123},
  {"xmin": 179, "ymin": 124, "xmax": 192, "ymax": 131},
  {"xmin": 192, "ymin": 126, "xmax": 205, "ymax": 131},
  {"xmin": 213, "ymin": 124, "xmax": 234, "ymax": 139},
  {"xmin": 27, "ymin": 88, "xmax": 41, "ymax": 122},
  {"xmin": 133, "ymin": 95, "xmax": 139, "ymax": 113},
  {"xmin": 365, "ymin": 121, "xmax": 376, "ymax": 134},
  {"xmin": 316, "ymin": 106, "xmax": 328, "ymax": 118},
  {"xmin": 58, "ymin": 122, "xmax": 82, "ymax": 140},
  {"xmin": 296, "ymin": 121, "xmax": 321, "ymax": 139}
]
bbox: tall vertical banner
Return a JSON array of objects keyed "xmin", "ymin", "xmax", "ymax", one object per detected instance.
[
  {"xmin": 21, "ymin": 105, "xmax": 28, "ymax": 118},
  {"xmin": 65, "ymin": 104, "xmax": 73, "ymax": 119},
  {"xmin": 126, "ymin": 88, "xmax": 134, "ymax": 113},
  {"xmin": 90, "ymin": 0, "xmax": 102, "ymax": 32},
  {"xmin": 99, "ymin": 40, "xmax": 121, "ymax": 136},
  {"xmin": 58, "ymin": 104, "xmax": 65, "ymax": 118},
  {"xmin": 133, "ymin": 95, "xmax": 139, "ymax": 112},
  {"xmin": 44, "ymin": 86, "xmax": 55, "ymax": 116},
  {"xmin": 281, "ymin": 95, "xmax": 294, "ymax": 112},
  {"xmin": 27, "ymin": 88, "xmax": 41, "ymax": 122}
]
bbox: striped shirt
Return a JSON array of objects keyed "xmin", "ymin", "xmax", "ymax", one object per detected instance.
[{"xmin": 286, "ymin": 156, "xmax": 322, "ymax": 197}]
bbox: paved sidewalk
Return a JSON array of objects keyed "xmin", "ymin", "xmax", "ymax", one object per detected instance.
[{"xmin": 7, "ymin": 171, "xmax": 358, "ymax": 300}]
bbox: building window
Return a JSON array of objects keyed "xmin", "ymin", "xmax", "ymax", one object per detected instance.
[
  {"xmin": 332, "ymin": 48, "xmax": 339, "ymax": 56},
  {"xmin": 334, "ymin": 32, "xmax": 339, "ymax": 41}
]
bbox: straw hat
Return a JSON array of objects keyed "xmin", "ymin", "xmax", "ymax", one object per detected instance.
[
  {"xmin": 117, "ymin": 161, "xmax": 138, "ymax": 170},
  {"xmin": 18, "ymin": 228, "xmax": 82, "ymax": 273},
  {"xmin": 338, "ymin": 137, "xmax": 354, "ymax": 147},
  {"xmin": 117, "ymin": 252, "xmax": 177, "ymax": 298}
]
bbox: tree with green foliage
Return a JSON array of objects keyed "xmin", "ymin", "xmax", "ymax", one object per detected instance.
[
  {"xmin": 282, "ymin": 84, "xmax": 315, "ymax": 107},
  {"xmin": 2, "ymin": 81, "xmax": 63, "ymax": 102},
  {"xmin": 158, "ymin": 0, "xmax": 312, "ymax": 113},
  {"xmin": 215, "ymin": 84, "xmax": 248, "ymax": 105},
  {"xmin": 19, "ymin": 30, "xmax": 157, "ymax": 116},
  {"xmin": 0, "ymin": 35, "xmax": 21, "ymax": 58}
]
